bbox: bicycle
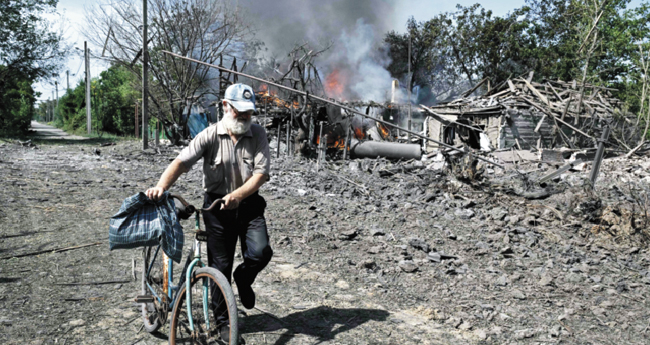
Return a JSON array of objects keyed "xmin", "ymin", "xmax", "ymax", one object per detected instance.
[{"xmin": 137, "ymin": 194, "xmax": 239, "ymax": 344}]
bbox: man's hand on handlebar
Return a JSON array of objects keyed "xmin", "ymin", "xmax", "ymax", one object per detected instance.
[
  {"xmin": 145, "ymin": 186, "xmax": 165, "ymax": 201},
  {"xmin": 221, "ymin": 194, "xmax": 240, "ymax": 210}
]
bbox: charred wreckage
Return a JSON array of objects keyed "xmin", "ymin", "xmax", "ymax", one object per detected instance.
[{"xmin": 164, "ymin": 51, "xmax": 649, "ymax": 194}]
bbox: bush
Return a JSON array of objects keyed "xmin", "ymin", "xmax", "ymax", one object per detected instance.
[{"xmin": 0, "ymin": 67, "xmax": 36, "ymax": 136}]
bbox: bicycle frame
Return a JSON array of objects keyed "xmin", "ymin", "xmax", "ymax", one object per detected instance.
[
  {"xmin": 185, "ymin": 212, "xmax": 210, "ymax": 331},
  {"xmin": 144, "ymin": 211, "xmax": 210, "ymax": 332}
]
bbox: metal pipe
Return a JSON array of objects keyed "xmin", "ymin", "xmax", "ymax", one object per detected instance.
[
  {"xmin": 350, "ymin": 139, "xmax": 422, "ymax": 160},
  {"xmin": 589, "ymin": 125, "xmax": 610, "ymax": 188},
  {"xmin": 161, "ymin": 50, "xmax": 503, "ymax": 169}
]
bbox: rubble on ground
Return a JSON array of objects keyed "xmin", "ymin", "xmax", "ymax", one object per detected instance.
[{"xmin": 1, "ymin": 134, "xmax": 649, "ymax": 344}]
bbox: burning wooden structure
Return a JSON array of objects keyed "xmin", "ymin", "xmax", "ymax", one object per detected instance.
[{"xmin": 162, "ymin": 50, "xmax": 504, "ymax": 168}]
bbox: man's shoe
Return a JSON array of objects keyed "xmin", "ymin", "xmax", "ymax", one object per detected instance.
[{"xmin": 233, "ymin": 268, "xmax": 255, "ymax": 309}]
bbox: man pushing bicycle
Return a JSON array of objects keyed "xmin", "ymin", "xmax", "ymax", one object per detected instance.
[{"xmin": 145, "ymin": 83, "xmax": 273, "ymax": 342}]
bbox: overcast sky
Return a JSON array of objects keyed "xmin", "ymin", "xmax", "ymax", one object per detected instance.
[{"xmin": 34, "ymin": 0, "xmax": 643, "ymax": 101}]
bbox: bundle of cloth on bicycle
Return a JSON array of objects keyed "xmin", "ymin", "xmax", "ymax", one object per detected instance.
[{"xmin": 109, "ymin": 191, "xmax": 184, "ymax": 262}]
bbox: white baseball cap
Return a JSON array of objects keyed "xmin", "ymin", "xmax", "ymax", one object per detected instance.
[{"xmin": 224, "ymin": 83, "xmax": 257, "ymax": 113}]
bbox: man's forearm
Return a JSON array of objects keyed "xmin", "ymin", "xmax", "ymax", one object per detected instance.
[
  {"xmin": 230, "ymin": 173, "xmax": 267, "ymax": 201},
  {"xmin": 156, "ymin": 158, "xmax": 188, "ymax": 191}
]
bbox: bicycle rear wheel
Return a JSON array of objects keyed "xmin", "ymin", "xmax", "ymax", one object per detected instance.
[
  {"xmin": 141, "ymin": 246, "xmax": 165, "ymax": 333},
  {"xmin": 169, "ymin": 267, "xmax": 238, "ymax": 345}
]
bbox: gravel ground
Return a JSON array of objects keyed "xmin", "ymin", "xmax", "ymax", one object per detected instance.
[{"xmin": 1, "ymin": 135, "xmax": 650, "ymax": 345}]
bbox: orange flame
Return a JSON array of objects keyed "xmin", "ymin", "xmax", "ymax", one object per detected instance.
[
  {"xmin": 255, "ymin": 91, "xmax": 299, "ymax": 109},
  {"xmin": 316, "ymin": 135, "xmax": 346, "ymax": 149},
  {"xmin": 325, "ymin": 69, "xmax": 347, "ymax": 99},
  {"xmin": 354, "ymin": 127, "xmax": 366, "ymax": 139},
  {"xmin": 378, "ymin": 123, "xmax": 391, "ymax": 139}
]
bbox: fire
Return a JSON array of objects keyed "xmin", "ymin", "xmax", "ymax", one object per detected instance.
[
  {"xmin": 316, "ymin": 135, "xmax": 346, "ymax": 149},
  {"xmin": 324, "ymin": 68, "xmax": 347, "ymax": 99},
  {"xmin": 377, "ymin": 123, "xmax": 391, "ymax": 139},
  {"xmin": 354, "ymin": 126, "xmax": 366, "ymax": 139},
  {"xmin": 255, "ymin": 91, "xmax": 300, "ymax": 109}
]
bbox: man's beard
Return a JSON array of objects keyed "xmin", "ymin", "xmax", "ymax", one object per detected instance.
[{"xmin": 223, "ymin": 112, "xmax": 252, "ymax": 135}]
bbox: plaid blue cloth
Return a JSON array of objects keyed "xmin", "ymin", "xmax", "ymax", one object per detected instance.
[{"xmin": 109, "ymin": 191, "xmax": 184, "ymax": 263}]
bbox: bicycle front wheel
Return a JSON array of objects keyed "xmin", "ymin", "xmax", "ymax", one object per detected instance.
[{"xmin": 169, "ymin": 267, "xmax": 238, "ymax": 345}]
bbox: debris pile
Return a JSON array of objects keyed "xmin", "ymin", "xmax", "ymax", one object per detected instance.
[{"xmin": 421, "ymin": 74, "xmax": 644, "ymax": 155}]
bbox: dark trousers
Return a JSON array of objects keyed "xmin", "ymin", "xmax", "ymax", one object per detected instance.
[{"xmin": 202, "ymin": 191, "xmax": 273, "ymax": 322}]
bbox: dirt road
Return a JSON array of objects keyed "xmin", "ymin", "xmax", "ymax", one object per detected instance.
[
  {"xmin": 1, "ymin": 137, "xmax": 650, "ymax": 344},
  {"xmin": 28, "ymin": 121, "xmax": 88, "ymax": 140}
]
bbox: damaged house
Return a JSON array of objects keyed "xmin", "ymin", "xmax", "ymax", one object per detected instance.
[{"xmin": 421, "ymin": 75, "xmax": 632, "ymax": 157}]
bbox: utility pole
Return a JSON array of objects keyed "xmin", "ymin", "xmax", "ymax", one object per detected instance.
[
  {"xmin": 142, "ymin": 0, "xmax": 149, "ymax": 149},
  {"xmin": 66, "ymin": 70, "xmax": 70, "ymax": 92},
  {"xmin": 54, "ymin": 82, "xmax": 59, "ymax": 121},
  {"xmin": 85, "ymin": 41, "xmax": 92, "ymax": 135},
  {"xmin": 407, "ymin": 34, "xmax": 412, "ymax": 142},
  {"xmin": 51, "ymin": 91, "xmax": 55, "ymax": 122}
]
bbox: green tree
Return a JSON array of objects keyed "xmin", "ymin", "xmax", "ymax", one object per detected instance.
[
  {"xmin": 93, "ymin": 65, "xmax": 140, "ymax": 136},
  {"xmin": 0, "ymin": 66, "xmax": 37, "ymax": 135},
  {"xmin": 385, "ymin": 7, "xmax": 533, "ymax": 102},
  {"xmin": 385, "ymin": 0, "xmax": 650, "ymax": 106},
  {"xmin": 0, "ymin": 0, "xmax": 67, "ymax": 135},
  {"xmin": 85, "ymin": 0, "xmax": 254, "ymax": 142},
  {"xmin": 56, "ymin": 64, "xmax": 141, "ymax": 136}
]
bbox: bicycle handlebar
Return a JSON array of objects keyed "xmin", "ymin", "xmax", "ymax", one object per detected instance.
[{"xmin": 169, "ymin": 193, "xmax": 224, "ymax": 214}]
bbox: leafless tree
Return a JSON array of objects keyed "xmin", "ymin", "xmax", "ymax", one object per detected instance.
[{"xmin": 85, "ymin": 0, "xmax": 254, "ymax": 140}]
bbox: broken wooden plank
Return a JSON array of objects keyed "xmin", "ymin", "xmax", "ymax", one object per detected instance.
[
  {"xmin": 537, "ymin": 159, "xmax": 584, "ymax": 183},
  {"xmin": 507, "ymin": 80, "xmax": 517, "ymax": 93},
  {"xmin": 534, "ymin": 114, "xmax": 547, "ymax": 133},
  {"xmin": 460, "ymin": 77, "xmax": 489, "ymax": 98},
  {"xmin": 0, "ymin": 242, "xmax": 103, "ymax": 260},
  {"xmin": 546, "ymin": 82, "xmax": 564, "ymax": 102},
  {"xmin": 521, "ymin": 78, "xmax": 550, "ymax": 106},
  {"xmin": 527, "ymin": 71, "xmax": 534, "ymax": 83},
  {"xmin": 54, "ymin": 280, "xmax": 132, "ymax": 286}
]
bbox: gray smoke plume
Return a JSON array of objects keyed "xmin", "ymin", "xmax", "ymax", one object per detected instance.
[{"xmin": 238, "ymin": 0, "xmax": 400, "ymax": 101}]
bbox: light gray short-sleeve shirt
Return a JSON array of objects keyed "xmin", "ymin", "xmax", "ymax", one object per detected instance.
[{"xmin": 176, "ymin": 121, "xmax": 270, "ymax": 194}]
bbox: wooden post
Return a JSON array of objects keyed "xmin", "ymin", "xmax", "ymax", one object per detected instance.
[
  {"xmin": 135, "ymin": 102, "xmax": 139, "ymax": 138},
  {"xmin": 155, "ymin": 118, "xmax": 160, "ymax": 146},
  {"xmin": 287, "ymin": 106, "xmax": 295, "ymax": 156},
  {"xmin": 407, "ymin": 35, "xmax": 412, "ymax": 142},
  {"xmin": 263, "ymin": 97, "xmax": 268, "ymax": 134},
  {"xmin": 285, "ymin": 119, "xmax": 291, "ymax": 156},
  {"xmin": 142, "ymin": 0, "xmax": 149, "ymax": 149},
  {"xmin": 54, "ymin": 81, "xmax": 58, "ymax": 121},
  {"xmin": 276, "ymin": 120, "xmax": 281, "ymax": 158},
  {"xmin": 52, "ymin": 91, "xmax": 55, "ymax": 122},
  {"xmin": 589, "ymin": 126, "xmax": 610, "ymax": 189},
  {"xmin": 317, "ymin": 121, "xmax": 324, "ymax": 171},
  {"xmin": 343, "ymin": 125, "xmax": 351, "ymax": 160},
  {"xmin": 85, "ymin": 41, "xmax": 91, "ymax": 134}
]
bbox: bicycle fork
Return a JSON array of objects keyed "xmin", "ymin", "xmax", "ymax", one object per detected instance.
[{"xmin": 186, "ymin": 212, "xmax": 210, "ymax": 332}]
